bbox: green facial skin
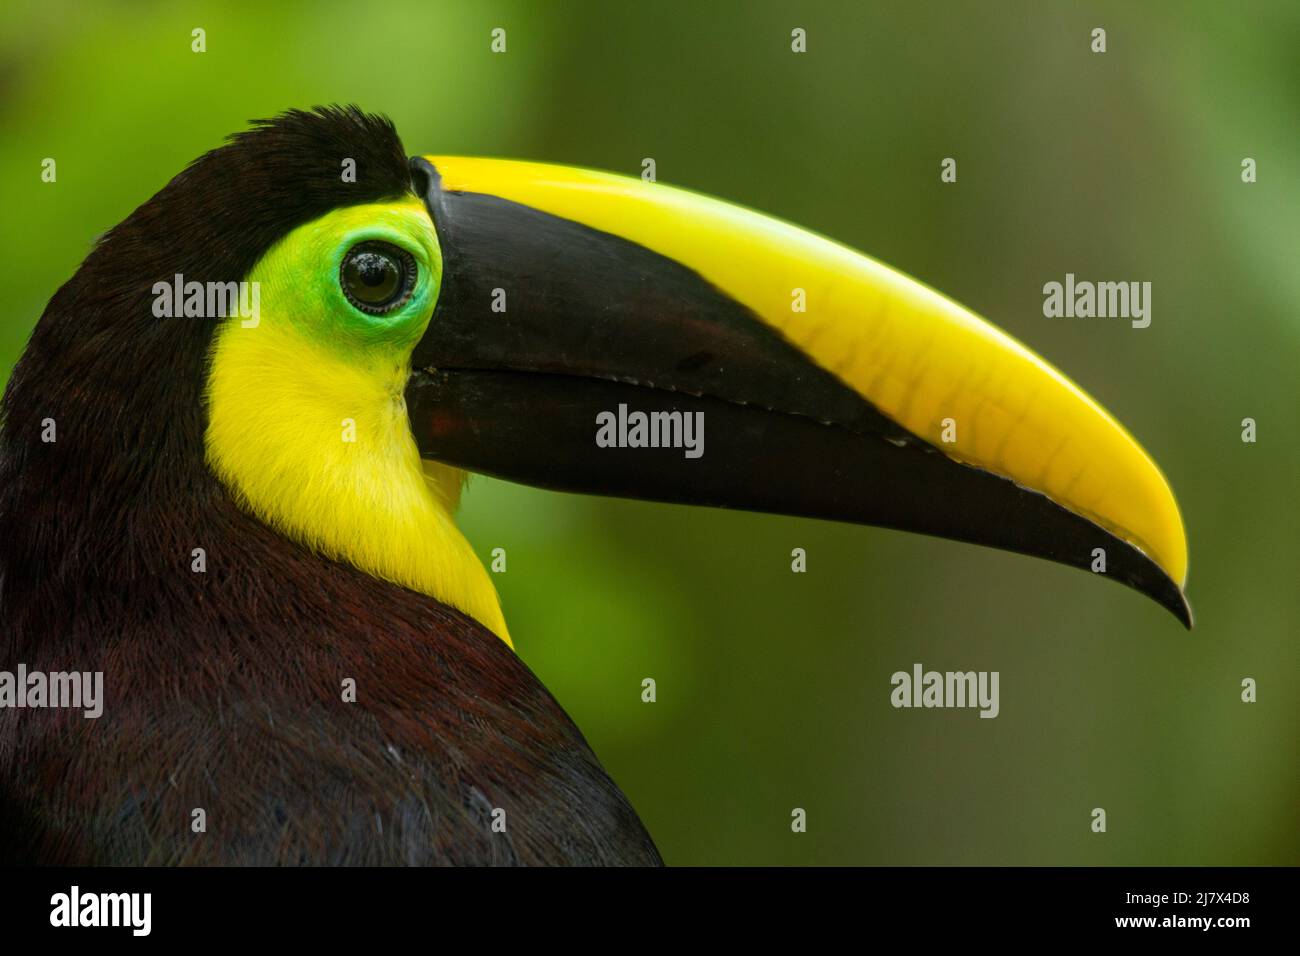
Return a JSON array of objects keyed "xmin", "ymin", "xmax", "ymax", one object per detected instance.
[{"xmin": 245, "ymin": 198, "xmax": 443, "ymax": 359}]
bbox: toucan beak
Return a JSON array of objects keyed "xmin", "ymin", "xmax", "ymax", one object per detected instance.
[{"xmin": 405, "ymin": 156, "xmax": 1191, "ymax": 628}]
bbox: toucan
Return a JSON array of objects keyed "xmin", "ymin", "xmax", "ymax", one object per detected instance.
[{"xmin": 0, "ymin": 106, "xmax": 1188, "ymax": 865}]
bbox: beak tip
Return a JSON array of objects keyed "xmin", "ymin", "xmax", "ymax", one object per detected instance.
[{"xmin": 1155, "ymin": 578, "xmax": 1193, "ymax": 630}]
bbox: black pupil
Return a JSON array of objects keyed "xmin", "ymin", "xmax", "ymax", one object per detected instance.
[{"xmin": 345, "ymin": 249, "xmax": 401, "ymax": 304}]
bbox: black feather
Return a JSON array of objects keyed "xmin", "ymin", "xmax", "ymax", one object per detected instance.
[{"xmin": 0, "ymin": 106, "xmax": 661, "ymax": 866}]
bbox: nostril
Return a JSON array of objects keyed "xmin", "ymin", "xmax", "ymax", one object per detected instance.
[{"xmin": 408, "ymin": 156, "xmax": 439, "ymax": 197}]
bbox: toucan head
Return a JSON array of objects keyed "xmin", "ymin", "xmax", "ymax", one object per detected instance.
[{"xmin": 7, "ymin": 106, "xmax": 1191, "ymax": 641}]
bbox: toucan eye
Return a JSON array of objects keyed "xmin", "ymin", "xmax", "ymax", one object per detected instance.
[{"xmin": 340, "ymin": 241, "xmax": 417, "ymax": 314}]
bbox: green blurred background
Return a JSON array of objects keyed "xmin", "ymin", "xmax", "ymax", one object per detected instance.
[{"xmin": 1, "ymin": 0, "xmax": 1295, "ymax": 864}]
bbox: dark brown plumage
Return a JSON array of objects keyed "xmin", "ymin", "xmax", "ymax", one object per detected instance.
[{"xmin": 0, "ymin": 107, "xmax": 661, "ymax": 865}]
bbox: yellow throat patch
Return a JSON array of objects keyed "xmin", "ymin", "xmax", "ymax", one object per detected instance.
[{"xmin": 204, "ymin": 199, "xmax": 509, "ymax": 644}]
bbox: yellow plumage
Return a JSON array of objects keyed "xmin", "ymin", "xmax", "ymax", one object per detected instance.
[{"xmin": 204, "ymin": 201, "xmax": 510, "ymax": 644}]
